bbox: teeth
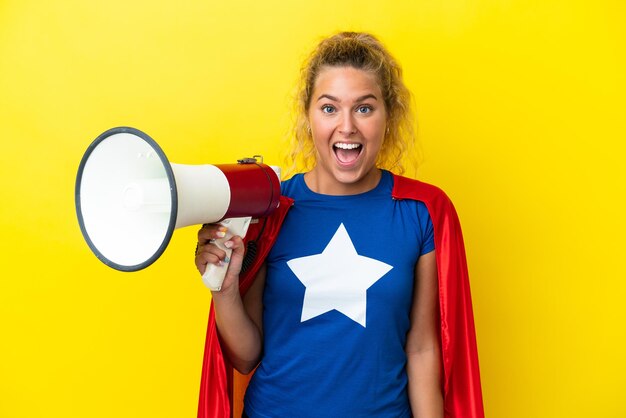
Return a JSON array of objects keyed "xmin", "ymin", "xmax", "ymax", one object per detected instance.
[{"xmin": 334, "ymin": 143, "xmax": 361, "ymax": 150}]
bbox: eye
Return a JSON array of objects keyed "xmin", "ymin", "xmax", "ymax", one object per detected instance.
[
  {"xmin": 321, "ymin": 104, "xmax": 336, "ymax": 114},
  {"xmin": 356, "ymin": 105, "xmax": 372, "ymax": 114}
]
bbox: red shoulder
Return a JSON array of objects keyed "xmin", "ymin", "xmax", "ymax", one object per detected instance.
[{"xmin": 391, "ymin": 174, "xmax": 452, "ymax": 208}]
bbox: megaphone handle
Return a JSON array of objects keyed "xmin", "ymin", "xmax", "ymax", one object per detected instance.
[{"xmin": 202, "ymin": 217, "xmax": 252, "ymax": 291}]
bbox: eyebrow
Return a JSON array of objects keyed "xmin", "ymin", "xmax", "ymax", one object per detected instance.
[{"xmin": 316, "ymin": 94, "xmax": 379, "ymax": 102}]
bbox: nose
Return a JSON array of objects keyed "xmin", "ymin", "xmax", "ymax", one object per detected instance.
[{"xmin": 338, "ymin": 112, "xmax": 357, "ymax": 135}]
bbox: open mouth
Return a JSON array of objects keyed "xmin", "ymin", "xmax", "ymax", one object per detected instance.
[{"xmin": 333, "ymin": 142, "xmax": 362, "ymax": 165}]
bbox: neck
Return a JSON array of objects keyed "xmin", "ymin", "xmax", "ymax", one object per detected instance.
[{"xmin": 304, "ymin": 168, "xmax": 382, "ymax": 195}]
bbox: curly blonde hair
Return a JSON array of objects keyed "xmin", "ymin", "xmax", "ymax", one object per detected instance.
[{"xmin": 284, "ymin": 31, "xmax": 417, "ymax": 177}]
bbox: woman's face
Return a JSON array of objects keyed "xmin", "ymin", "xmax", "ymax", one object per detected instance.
[{"xmin": 306, "ymin": 66, "xmax": 387, "ymax": 195}]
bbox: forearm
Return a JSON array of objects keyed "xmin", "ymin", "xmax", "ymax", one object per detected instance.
[
  {"xmin": 407, "ymin": 348, "xmax": 443, "ymax": 418},
  {"xmin": 212, "ymin": 288, "xmax": 262, "ymax": 374}
]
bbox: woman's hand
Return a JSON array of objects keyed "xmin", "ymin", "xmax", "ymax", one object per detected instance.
[{"xmin": 195, "ymin": 224, "xmax": 246, "ymax": 295}]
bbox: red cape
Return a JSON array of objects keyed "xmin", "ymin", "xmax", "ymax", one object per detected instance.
[{"xmin": 197, "ymin": 175, "xmax": 484, "ymax": 418}]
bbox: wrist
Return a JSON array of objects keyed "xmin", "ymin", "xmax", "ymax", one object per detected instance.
[{"xmin": 211, "ymin": 281, "xmax": 240, "ymax": 302}]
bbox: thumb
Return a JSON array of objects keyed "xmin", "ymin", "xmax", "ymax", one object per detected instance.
[{"xmin": 223, "ymin": 236, "xmax": 246, "ymax": 278}]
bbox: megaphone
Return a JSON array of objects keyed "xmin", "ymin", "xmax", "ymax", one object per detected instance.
[{"xmin": 75, "ymin": 126, "xmax": 281, "ymax": 290}]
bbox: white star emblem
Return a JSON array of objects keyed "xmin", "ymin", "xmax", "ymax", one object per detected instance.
[{"xmin": 287, "ymin": 223, "xmax": 393, "ymax": 327}]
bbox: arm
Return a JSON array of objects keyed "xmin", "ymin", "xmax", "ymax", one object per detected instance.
[
  {"xmin": 406, "ymin": 250, "xmax": 444, "ymax": 417},
  {"xmin": 195, "ymin": 224, "xmax": 265, "ymax": 374}
]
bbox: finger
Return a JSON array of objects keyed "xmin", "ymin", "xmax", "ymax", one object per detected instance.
[
  {"xmin": 220, "ymin": 236, "xmax": 245, "ymax": 274},
  {"xmin": 195, "ymin": 242, "xmax": 217, "ymax": 256},
  {"xmin": 223, "ymin": 235, "xmax": 245, "ymax": 255},
  {"xmin": 197, "ymin": 224, "xmax": 228, "ymax": 244},
  {"xmin": 195, "ymin": 250, "xmax": 228, "ymax": 274},
  {"xmin": 196, "ymin": 243, "xmax": 227, "ymax": 261}
]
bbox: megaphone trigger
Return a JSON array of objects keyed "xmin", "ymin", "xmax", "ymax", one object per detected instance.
[{"xmin": 201, "ymin": 216, "xmax": 252, "ymax": 291}]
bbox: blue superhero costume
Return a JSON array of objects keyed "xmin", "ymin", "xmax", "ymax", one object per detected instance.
[{"xmin": 244, "ymin": 170, "xmax": 434, "ymax": 417}]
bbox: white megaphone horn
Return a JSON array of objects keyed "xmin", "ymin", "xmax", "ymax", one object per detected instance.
[{"xmin": 75, "ymin": 126, "xmax": 281, "ymax": 291}]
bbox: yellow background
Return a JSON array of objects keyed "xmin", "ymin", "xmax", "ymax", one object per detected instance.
[{"xmin": 1, "ymin": 1, "xmax": 624, "ymax": 417}]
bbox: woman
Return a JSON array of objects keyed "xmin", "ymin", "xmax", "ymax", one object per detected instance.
[{"xmin": 195, "ymin": 32, "xmax": 483, "ymax": 418}]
